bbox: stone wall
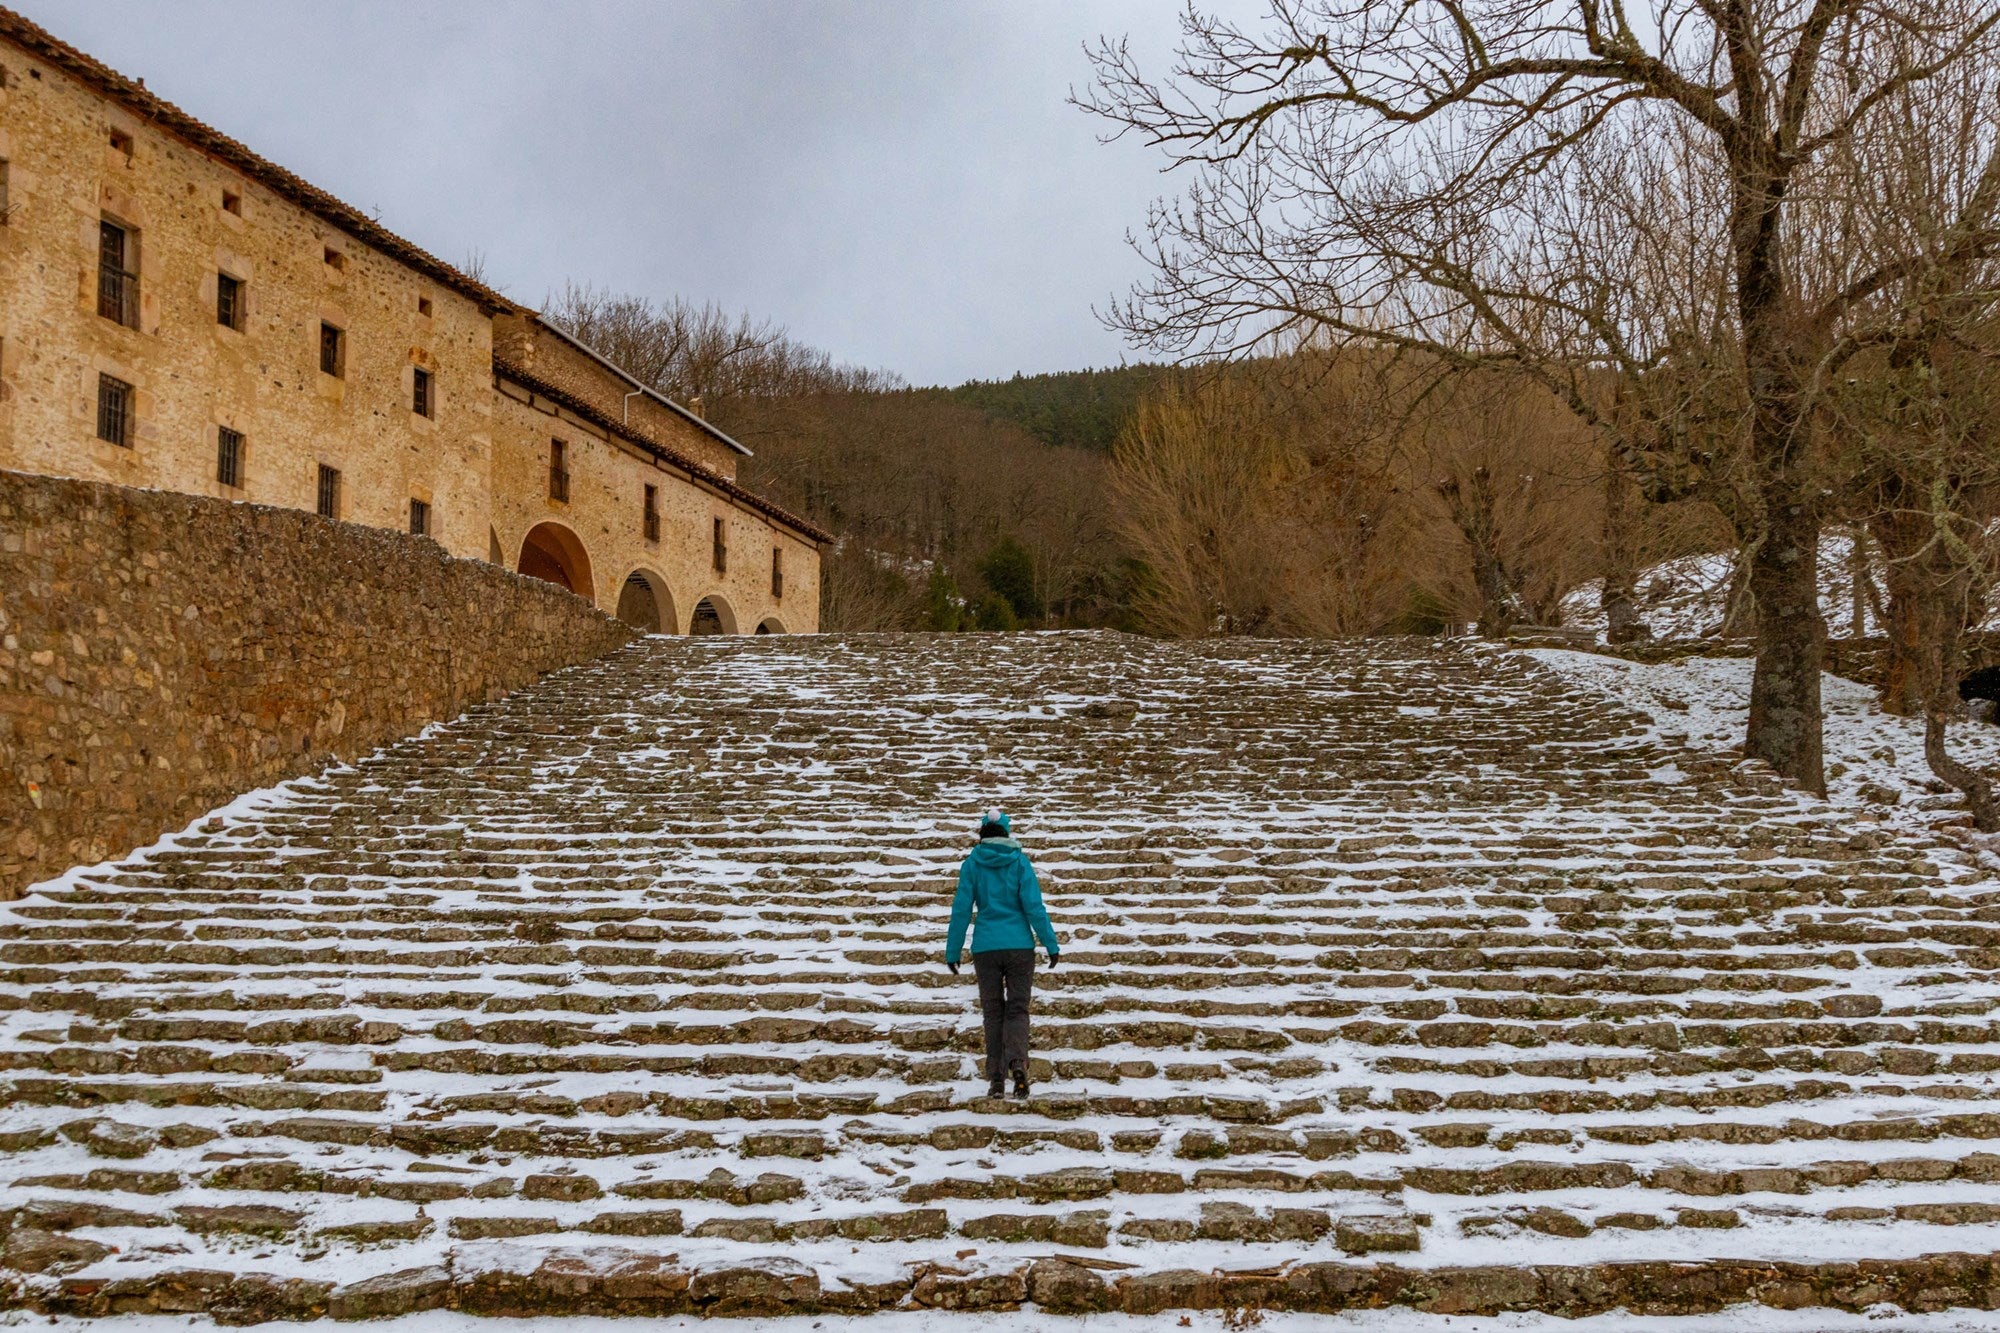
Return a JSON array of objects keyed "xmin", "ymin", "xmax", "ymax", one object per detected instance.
[
  {"xmin": 491, "ymin": 314, "xmax": 743, "ymax": 480},
  {"xmin": 0, "ymin": 33, "xmax": 501, "ymax": 562},
  {"xmin": 0, "ymin": 468, "xmax": 632, "ymax": 898},
  {"xmin": 0, "ymin": 19, "xmax": 826, "ymax": 627},
  {"xmin": 491, "ymin": 354, "xmax": 822, "ymax": 636}
]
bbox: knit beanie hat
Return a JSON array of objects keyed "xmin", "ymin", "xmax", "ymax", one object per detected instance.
[{"xmin": 978, "ymin": 809, "xmax": 1011, "ymax": 839}]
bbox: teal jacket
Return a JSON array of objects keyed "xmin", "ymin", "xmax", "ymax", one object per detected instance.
[{"xmin": 946, "ymin": 837, "xmax": 1058, "ymax": 964}]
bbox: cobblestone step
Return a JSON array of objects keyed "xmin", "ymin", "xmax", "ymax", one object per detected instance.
[{"xmin": 3, "ymin": 631, "xmax": 1999, "ymax": 1321}]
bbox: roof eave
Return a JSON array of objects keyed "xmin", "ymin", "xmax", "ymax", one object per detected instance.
[
  {"xmin": 530, "ymin": 318, "xmax": 754, "ymax": 458},
  {"xmin": 0, "ymin": 6, "xmax": 517, "ymax": 316}
]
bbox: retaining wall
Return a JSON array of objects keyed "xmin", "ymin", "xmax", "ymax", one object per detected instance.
[{"xmin": 0, "ymin": 467, "xmax": 632, "ymax": 897}]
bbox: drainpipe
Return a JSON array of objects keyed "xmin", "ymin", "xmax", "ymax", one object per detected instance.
[{"xmin": 623, "ymin": 390, "xmax": 644, "ymax": 425}]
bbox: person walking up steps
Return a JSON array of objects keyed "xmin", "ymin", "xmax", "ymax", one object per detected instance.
[{"xmin": 945, "ymin": 809, "xmax": 1059, "ymax": 1099}]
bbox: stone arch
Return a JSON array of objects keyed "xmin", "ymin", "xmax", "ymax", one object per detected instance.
[
  {"xmin": 755, "ymin": 616, "xmax": 787, "ymax": 635},
  {"xmin": 690, "ymin": 594, "xmax": 738, "ymax": 636},
  {"xmin": 517, "ymin": 522, "xmax": 595, "ymax": 605},
  {"xmin": 616, "ymin": 568, "xmax": 677, "ymax": 635}
]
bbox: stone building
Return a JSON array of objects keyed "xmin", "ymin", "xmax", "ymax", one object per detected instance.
[{"xmin": 0, "ymin": 7, "xmax": 826, "ymax": 632}]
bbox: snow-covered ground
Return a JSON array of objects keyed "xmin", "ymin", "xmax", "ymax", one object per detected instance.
[
  {"xmin": 7, "ymin": 1305, "xmax": 1995, "ymax": 1332},
  {"xmin": 1558, "ymin": 530, "xmax": 1945, "ymax": 642},
  {"xmin": 8, "ymin": 634, "xmax": 2000, "ymax": 1325},
  {"xmin": 1527, "ymin": 648, "xmax": 2000, "ymax": 854}
]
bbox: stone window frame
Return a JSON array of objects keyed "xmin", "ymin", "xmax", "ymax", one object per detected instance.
[
  {"xmin": 97, "ymin": 215, "xmax": 141, "ymax": 328},
  {"xmin": 96, "ymin": 373, "xmax": 133, "ymax": 447},
  {"xmin": 643, "ymin": 484, "xmax": 659, "ymax": 543},
  {"xmin": 772, "ymin": 545, "xmax": 784, "ymax": 601},
  {"xmin": 412, "ymin": 365, "xmax": 434, "ymax": 419},
  {"xmin": 408, "ymin": 497, "xmax": 431, "ymax": 537},
  {"xmin": 712, "ymin": 517, "xmax": 728, "ymax": 575},
  {"xmin": 318, "ymin": 321, "xmax": 345, "ymax": 378},
  {"xmin": 549, "ymin": 438, "xmax": 570, "ymax": 503},
  {"xmin": 215, "ymin": 270, "xmax": 245, "ymax": 331},
  {"xmin": 215, "ymin": 424, "xmax": 245, "ymax": 490},
  {"xmin": 315, "ymin": 463, "xmax": 341, "ymax": 521}
]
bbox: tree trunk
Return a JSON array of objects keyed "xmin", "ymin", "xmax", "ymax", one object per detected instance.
[
  {"xmin": 1439, "ymin": 467, "xmax": 1520, "ymax": 637},
  {"xmin": 1735, "ymin": 158, "xmax": 1825, "ymax": 794},
  {"xmin": 1600, "ymin": 454, "xmax": 1650, "ymax": 645},
  {"xmin": 1715, "ymin": 548, "xmax": 1758, "ymax": 638},
  {"xmin": 1921, "ymin": 577, "xmax": 2000, "ymax": 832},
  {"xmin": 1846, "ymin": 524, "xmax": 1869, "ymax": 638},
  {"xmin": 1924, "ymin": 710, "xmax": 1999, "ymax": 831},
  {"xmin": 1869, "ymin": 505, "xmax": 1927, "ymax": 717},
  {"xmin": 1744, "ymin": 492, "xmax": 1826, "ymax": 793}
]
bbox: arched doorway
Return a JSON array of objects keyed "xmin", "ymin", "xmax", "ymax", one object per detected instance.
[
  {"xmin": 617, "ymin": 569, "xmax": 676, "ymax": 634},
  {"xmin": 755, "ymin": 616, "xmax": 787, "ymax": 635},
  {"xmin": 517, "ymin": 522, "xmax": 594, "ymax": 604},
  {"xmin": 690, "ymin": 594, "xmax": 737, "ymax": 635}
]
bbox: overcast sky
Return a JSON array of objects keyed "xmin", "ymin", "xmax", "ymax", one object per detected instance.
[{"xmin": 18, "ymin": 1, "xmax": 1250, "ymax": 386}]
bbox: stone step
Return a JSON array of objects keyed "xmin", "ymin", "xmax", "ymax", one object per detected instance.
[{"xmin": 4, "ymin": 631, "xmax": 1999, "ymax": 1322}]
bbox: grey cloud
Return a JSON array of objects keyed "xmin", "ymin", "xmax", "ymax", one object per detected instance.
[{"xmin": 19, "ymin": 0, "xmax": 1248, "ymax": 384}]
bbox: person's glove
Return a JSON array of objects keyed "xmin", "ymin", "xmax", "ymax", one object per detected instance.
[
  {"xmin": 947, "ymin": 960, "xmax": 960, "ymax": 975},
  {"xmin": 1045, "ymin": 952, "xmax": 1059, "ymax": 969}
]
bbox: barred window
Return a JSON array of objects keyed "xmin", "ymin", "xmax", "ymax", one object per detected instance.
[
  {"xmin": 712, "ymin": 517, "xmax": 727, "ymax": 574},
  {"xmin": 97, "ymin": 219, "xmax": 139, "ymax": 327},
  {"xmin": 409, "ymin": 498, "xmax": 430, "ymax": 537},
  {"xmin": 319, "ymin": 322, "xmax": 344, "ymax": 377},
  {"xmin": 643, "ymin": 484, "xmax": 659, "ymax": 542},
  {"xmin": 412, "ymin": 366, "xmax": 433, "ymax": 418},
  {"xmin": 316, "ymin": 464, "xmax": 340, "ymax": 520},
  {"xmin": 216, "ymin": 272, "xmax": 244, "ymax": 330},
  {"xmin": 772, "ymin": 546, "xmax": 783, "ymax": 600},
  {"xmin": 216, "ymin": 426, "xmax": 243, "ymax": 487},
  {"xmin": 95, "ymin": 374, "xmax": 133, "ymax": 446}
]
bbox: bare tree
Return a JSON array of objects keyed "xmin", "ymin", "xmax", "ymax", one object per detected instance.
[
  {"xmin": 817, "ymin": 542, "xmax": 924, "ymax": 633},
  {"xmin": 1083, "ymin": 1, "xmax": 2000, "ymax": 794},
  {"xmin": 1109, "ymin": 362, "xmax": 1400, "ymax": 636},
  {"xmin": 1403, "ymin": 374, "xmax": 1598, "ymax": 634},
  {"xmin": 544, "ymin": 283, "xmax": 897, "ymax": 403},
  {"xmin": 1820, "ymin": 50, "xmax": 2000, "ymax": 823}
]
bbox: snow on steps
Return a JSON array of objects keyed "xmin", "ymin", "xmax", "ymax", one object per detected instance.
[{"xmin": 3, "ymin": 630, "xmax": 2000, "ymax": 1322}]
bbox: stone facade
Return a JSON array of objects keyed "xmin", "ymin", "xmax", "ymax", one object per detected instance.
[
  {"xmin": 0, "ymin": 467, "xmax": 633, "ymax": 898},
  {"xmin": 490, "ymin": 318, "xmax": 818, "ymax": 635},
  {"xmin": 0, "ymin": 9, "xmax": 825, "ymax": 630}
]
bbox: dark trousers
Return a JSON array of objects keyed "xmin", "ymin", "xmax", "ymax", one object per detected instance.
[{"xmin": 972, "ymin": 948, "xmax": 1035, "ymax": 1081}]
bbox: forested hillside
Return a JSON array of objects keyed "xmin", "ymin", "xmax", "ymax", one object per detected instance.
[
  {"xmin": 545, "ymin": 288, "xmax": 1725, "ymax": 641},
  {"xmin": 932, "ymin": 364, "xmax": 1172, "ymax": 453}
]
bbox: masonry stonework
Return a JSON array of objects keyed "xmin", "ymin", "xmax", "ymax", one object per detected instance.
[
  {"xmin": 489, "ymin": 318, "xmax": 819, "ymax": 635},
  {"xmin": 0, "ymin": 468, "xmax": 633, "ymax": 899},
  {"xmin": 0, "ymin": 35, "xmax": 500, "ymax": 559},
  {"xmin": 0, "ymin": 9, "xmax": 826, "ymax": 634}
]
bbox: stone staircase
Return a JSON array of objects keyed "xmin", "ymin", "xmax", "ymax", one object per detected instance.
[{"xmin": 4, "ymin": 631, "xmax": 2000, "ymax": 1322}]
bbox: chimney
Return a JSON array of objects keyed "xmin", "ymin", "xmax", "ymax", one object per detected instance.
[{"xmin": 688, "ymin": 395, "xmax": 705, "ymax": 420}]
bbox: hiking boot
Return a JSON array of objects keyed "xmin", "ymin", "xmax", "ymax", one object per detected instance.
[
  {"xmin": 1011, "ymin": 1068, "xmax": 1030, "ymax": 1099},
  {"xmin": 986, "ymin": 1079, "xmax": 1005, "ymax": 1099}
]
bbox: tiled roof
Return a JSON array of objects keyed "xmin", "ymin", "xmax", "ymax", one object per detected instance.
[{"xmin": 0, "ymin": 6, "xmax": 516, "ymax": 314}]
